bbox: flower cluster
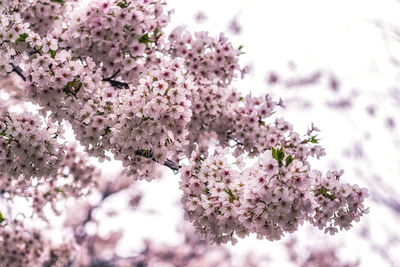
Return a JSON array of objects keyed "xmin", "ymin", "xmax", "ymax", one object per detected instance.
[
  {"xmin": 311, "ymin": 170, "xmax": 369, "ymax": 234},
  {"xmin": 59, "ymin": 144, "xmax": 99, "ymax": 197},
  {"xmin": 63, "ymin": 0, "xmax": 170, "ymax": 81},
  {"xmin": 22, "ymin": 0, "xmax": 80, "ymax": 36},
  {"xmin": 0, "ymin": 219, "xmax": 74, "ymax": 267},
  {"xmin": 0, "ymin": 75, "xmax": 26, "ymax": 114},
  {"xmin": 168, "ymin": 27, "xmax": 242, "ymax": 84},
  {"xmin": 180, "ymin": 147, "xmax": 368, "ymax": 244},
  {"xmin": 0, "ymin": 112, "xmax": 64, "ymax": 179},
  {"xmin": 110, "ymin": 59, "xmax": 193, "ymax": 179},
  {"xmin": 0, "ymin": 0, "xmax": 37, "ymax": 14},
  {"xmin": 0, "ymin": 143, "xmax": 99, "ymax": 220},
  {"xmin": 0, "ymin": 12, "xmax": 31, "ymax": 76},
  {"xmin": 186, "ymin": 77, "xmax": 325, "ymax": 162}
]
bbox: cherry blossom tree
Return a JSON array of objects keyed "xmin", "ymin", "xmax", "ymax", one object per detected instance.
[{"xmin": 0, "ymin": 0, "xmax": 369, "ymax": 266}]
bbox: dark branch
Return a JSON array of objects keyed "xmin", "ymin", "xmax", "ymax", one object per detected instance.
[
  {"xmin": 104, "ymin": 79, "xmax": 130, "ymax": 89},
  {"xmin": 28, "ymin": 48, "xmax": 40, "ymax": 56},
  {"xmin": 226, "ymin": 134, "xmax": 244, "ymax": 146},
  {"xmin": 8, "ymin": 63, "xmax": 26, "ymax": 81},
  {"xmin": 164, "ymin": 158, "xmax": 180, "ymax": 172},
  {"xmin": 102, "ymin": 69, "xmax": 129, "ymax": 89},
  {"xmin": 135, "ymin": 149, "xmax": 180, "ymax": 172}
]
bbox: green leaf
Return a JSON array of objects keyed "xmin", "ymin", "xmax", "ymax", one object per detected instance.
[
  {"xmin": 277, "ymin": 149, "xmax": 285, "ymax": 162},
  {"xmin": 272, "ymin": 147, "xmax": 285, "ymax": 167},
  {"xmin": 223, "ymin": 188, "xmax": 236, "ymax": 202},
  {"xmin": 139, "ymin": 33, "xmax": 150, "ymax": 44},
  {"xmin": 238, "ymin": 45, "xmax": 244, "ymax": 50},
  {"xmin": 315, "ymin": 187, "xmax": 335, "ymax": 201},
  {"xmin": 55, "ymin": 188, "xmax": 64, "ymax": 193},
  {"xmin": 117, "ymin": 0, "xmax": 128, "ymax": 8},
  {"xmin": 16, "ymin": 33, "xmax": 28, "ymax": 42},
  {"xmin": 285, "ymin": 155, "xmax": 294, "ymax": 167},
  {"xmin": 137, "ymin": 149, "xmax": 153, "ymax": 158},
  {"xmin": 49, "ymin": 49, "xmax": 57, "ymax": 59},
  {"xmin": 51, "ymin": 0, "xmax": 64, "ymax": 3},
  {"xmin": 0, "ymin": 211, "xmax": 5, "ymax": 223},
  {"xmin": 310, "ymin": 135, "xmax": 319, "ymax": 144},
  {"xmin": 104, "ymin": 127, "xmax": 111, "ymax": 135},
  {"xmin": 153, "ymin": 27, "xmax": 160, "ymax": 37},
  {"xmin": 271, "ymin": 147, "xmax": 278, "ymax": 160},
  {"xmin": 63, "ymin": 77, "xmax": 82, "ymax": 96}
]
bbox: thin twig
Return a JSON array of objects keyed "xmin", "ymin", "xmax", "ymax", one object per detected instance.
[{"xmin": 226, "ymin": 135, "xmax": 244, "ymax": 146}]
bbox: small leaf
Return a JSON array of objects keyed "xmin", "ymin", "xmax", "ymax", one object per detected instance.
[
  {"xmin": 116, "ymin": 0, "xmax": 128, "ymax": 8},
  {"xmin": 16, "ymin": 33, "xmax": 28, "ymax": 42},
  {"xmin": 55, "ymin": 188, "xmax": 64, "ymax": 193},
  {"xmin": 271, "ymin": 147, "xmax": 278, "ymax": 160},
  {"xmin": 285, "ymin": 155, "xmax": 294, "ymax": 167},
  {"xmin": 49, "ymin": 49, "xmax": 57, "ymax": 59},
  {"xmin": 310, "ymin": 135, "xmax": 319, "ymax": 144},
  {"xmin": 277, "ymin": 148, "xmax": 285, "ymax": 162},
  {"xmin": 104, "ymin": 127, "xmax": 111, "ymax": 135},
  {"xmin": 315, "ymin": 187, "xmax": 335, "ymax": 201},
  {"xmin": 0, "ymin": 211, "xmax": 5, "ymax": 223},
  {"xmin": 51, "ymin": 0, "xmax": 64, "ymax": 3},
  {"xmin": 139, "ymin": 33, "xmax": 150, "ymax": 44},
  {"xmin": 153, "ymin": 27, "xmax": 161, "ymax": 38}
]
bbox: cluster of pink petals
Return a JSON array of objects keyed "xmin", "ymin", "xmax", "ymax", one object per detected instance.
[
  {"xmin": 63, "ymin": 0, "xmax": 170, "ymax": 81},
  {"xmin": 0, "ymin": 112, "xmax": 64, "ymax": 179},
  {"xmin": 0, "ymin": 219, "xmax": 74, "ymax": 267},
  {"xmin": 180, "ymin": 147, "xmax": 368, "ymax": 244},
  {"xmin": 168, "ymin": 27, "xmax": 242, "ymax": 84}
]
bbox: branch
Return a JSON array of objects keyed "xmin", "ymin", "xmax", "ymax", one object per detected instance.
[
  {"xmin": 102, "ymin": 69, "xmax": 129, "ymax": 89},
  {"xmin": 226, "ymin": 134, "xmax": 244, "ymax": 146},
  {"xmin": 164, "ymin": 158, "xmax": 180, "ymax": 172},
  {"xmin": 8, "ymin": 63, "xmax": 26, "ymax": 81},
  {"xmin": 135, "ymin": 149, "xmax": 180, "ymax": 172}
]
